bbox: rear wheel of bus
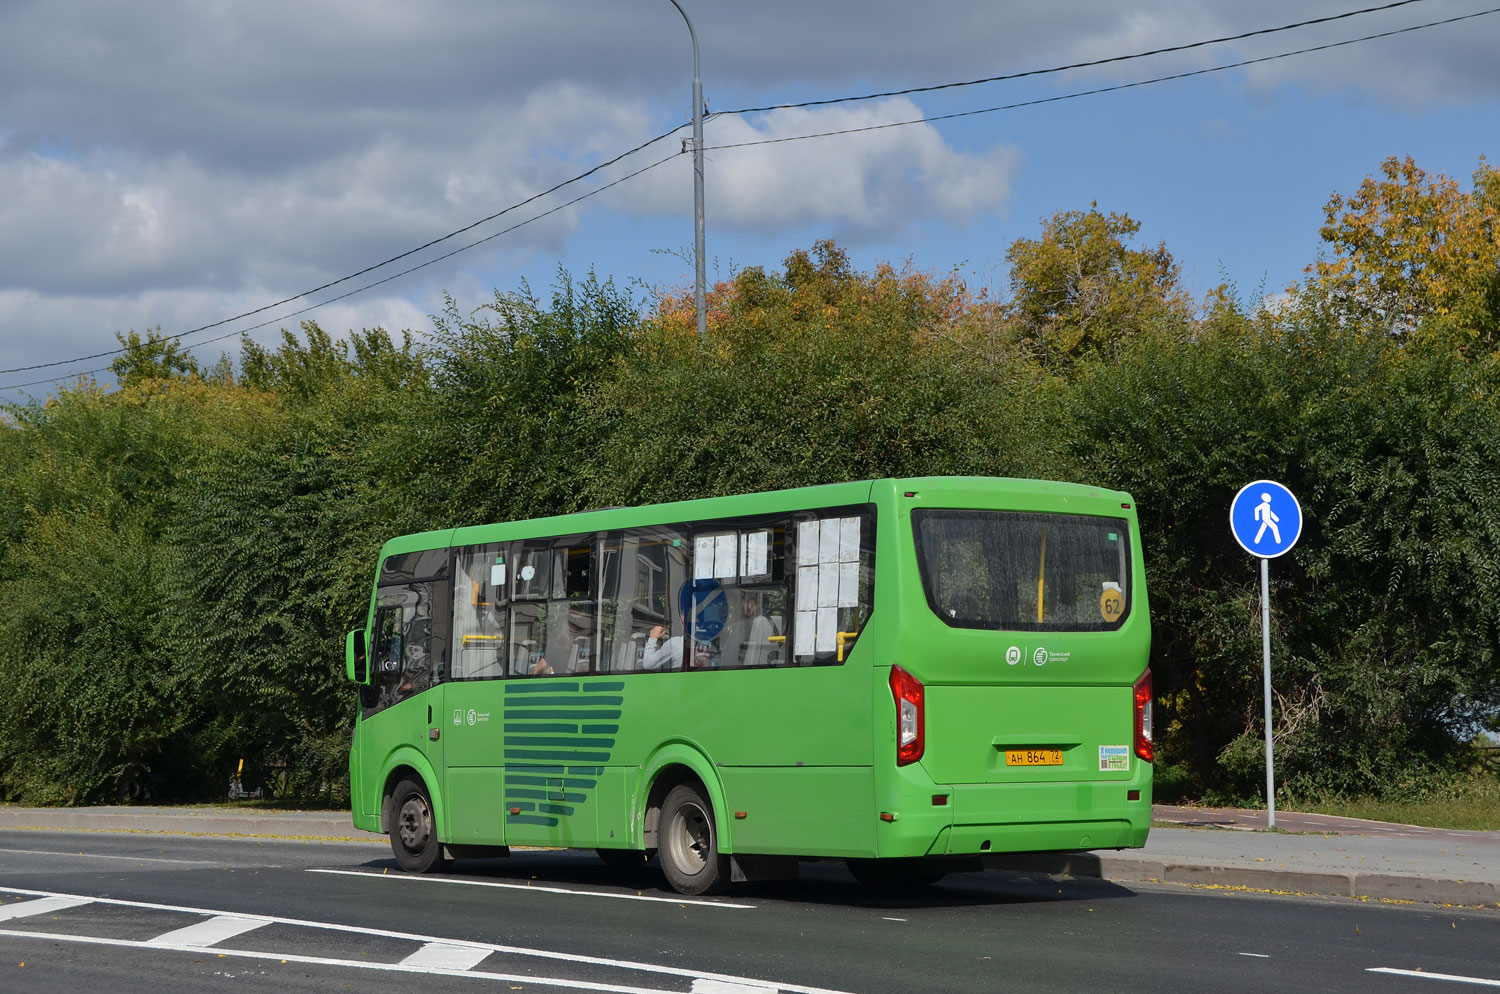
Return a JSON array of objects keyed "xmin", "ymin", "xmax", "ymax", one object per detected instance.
[
  {"xmin": 390, "ymin": 776, "xmax": 451, "ymax": 873},
  {"xmin": 658, "ymin": 784, "xmax": 729, "ymax": 895}
]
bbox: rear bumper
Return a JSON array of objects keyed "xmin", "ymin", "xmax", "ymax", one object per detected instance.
[{"xmin": 874, "ymin": 762, "xmax": 1152, "ymax": 857}]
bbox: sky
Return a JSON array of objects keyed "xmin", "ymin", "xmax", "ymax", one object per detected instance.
[{"xmin": 1, "ymin": 0, "xmax": 1497, "ymax": 399}]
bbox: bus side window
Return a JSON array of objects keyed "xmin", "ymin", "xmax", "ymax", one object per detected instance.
[
  {"xmin": 363, "ymin": 579, "xmax": 450, "ymax": 713},
  {"xmin": 552, "ymin": 543, "xmax": 595, "ymax": 674},
  {"xmin": 372, "ymin": 604, "xmax": 403, "ymax": 680},
  {"xmin": 789, "ymin": 510, "xmax": 874, "ymax": 665},
  {"xmin": 452, "ymin": 544, "xmax": 507, "ymax": 680},
  {"xmin": 604, "ymin": 526, "xmax": 687, "ymax": 672},
  {"xmin": 684, "ymin": 521, "xmax": 789, "ymax": 670}
]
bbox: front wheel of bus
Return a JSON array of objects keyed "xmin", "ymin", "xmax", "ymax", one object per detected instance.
[
  {"xmin": 390, "ymin": 777, "xmax": 451, "ymax": 873},
  {"xmin": 659, "ymin": 784, "xmax": 729, "ymax": 895}
]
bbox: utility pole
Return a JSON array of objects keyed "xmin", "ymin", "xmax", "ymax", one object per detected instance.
[{"xmin": 667, "ymin": 0, "xmax": 706, "ymax": 343}]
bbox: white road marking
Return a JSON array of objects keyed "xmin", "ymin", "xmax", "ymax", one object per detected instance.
[
  {"xmin": 308, "ymin": 867, "xmax": 756, "ymax": 909},
  {"xmin": 1238, "ymin": 952, "xmax": 1270, "ymax": 958},
  {"xmin": 880, "ymin": 917, "xmax": 906, "ymax": 922},
  {"xmin": 691, "ymin": 980, "xmax": 779, "ymax": 993},
  {"xmin": 400, "ymin": 941, "xmax": 494, "ymax": 971},
  {"xmin": 0, "ymin": 928, "xmax": 722, "ymax": 994},
  {"xmin": 0, "ymin": 886, "xmax": 852, "ymax": 994},
  {"xmin": 148, "ymin": 915, "xmax": 272, "ymax": 947},
  {"xmin": 0, "ymin": 847, "xmax": 218, "ymax": 865},
  {"xmin": 0, "ymin": 896, "xmax": 91, "ymax": 920},
  {"xmin": 1369, "ymin": 967, "xmax": 1500, "ymax": 987}
]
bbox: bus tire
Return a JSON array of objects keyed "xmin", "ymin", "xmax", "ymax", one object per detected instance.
[
  {"xmin": 658, "ymin": 784, "xmax": 729, "ymax": 895},
  {"xmin": 390, "ymin": 777, "xmax": 451, "ymax": 874},
  {"xmin": 845, "ymin": 857, "xmax": 945, "ymax": 893}
]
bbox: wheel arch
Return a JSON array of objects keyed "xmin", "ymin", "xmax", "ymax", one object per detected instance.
[
  {"xmin": 379, "ymin": 747, "xmax": 446, "ymax": 840},
  {"xmin": 636, "ymin": 741, "xmax": 732, "ymax": 854}
]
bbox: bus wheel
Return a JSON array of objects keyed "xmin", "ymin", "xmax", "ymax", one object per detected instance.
[
  {"xmin": 390, "ymin": 777, "xmax": 451, "ymax": 873},
  {"xmin": 845, "ymin": 857, "xmax": 945, "ymax": 893},
  {"xmin": 658, "ymin": 784, "xmax": 729, "ymax": 895}
]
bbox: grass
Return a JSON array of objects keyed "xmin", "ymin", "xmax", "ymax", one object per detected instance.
[
  {"xmin": 1161, "ymin": 768, "xmax": 1500, "ymax": 831},
  {"xmin": 1290, "ymin": 789, "xmax": 1500, "ymax": 832}
]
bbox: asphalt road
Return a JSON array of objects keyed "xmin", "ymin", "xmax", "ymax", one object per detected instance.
[{"xmin": 0, "ymin": 829, "xmax": 1496, "ymax": 994}]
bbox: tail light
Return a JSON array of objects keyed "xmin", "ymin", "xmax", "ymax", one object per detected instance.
[
  {"xmin": 890, "ymin": 665, "xmax": 924, "ymax": 766},
  {"xmin": 1133, "ymin": 668, "xmax": 1154, "ymax": 762}
]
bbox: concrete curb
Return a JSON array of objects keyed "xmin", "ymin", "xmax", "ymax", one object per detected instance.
[
  {"xmin": 986, "ymin": 852, "xmax": 1500, "ymax": 909},
  {"xmin": 0, "ymin": 808, "xmax": 382, "ymax": 841}
]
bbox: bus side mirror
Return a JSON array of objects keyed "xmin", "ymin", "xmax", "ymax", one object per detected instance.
[{"xmin": 346, "ymin": 628, "xmax": 369, "ymax": 684}]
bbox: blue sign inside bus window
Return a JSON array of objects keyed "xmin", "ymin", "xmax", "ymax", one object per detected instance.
[{"xmin": 681, "ymin": 579, "xmax": 728, "ymax": 640}]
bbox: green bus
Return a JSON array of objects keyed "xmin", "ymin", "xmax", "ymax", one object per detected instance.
[{"xmin": 345, "ymin": 477, "xmax": 1153, "ymax": 895}]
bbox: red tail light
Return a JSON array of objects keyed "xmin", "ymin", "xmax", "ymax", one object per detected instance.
[
  {"xmin": 1133, "ymin": 668, "xmax": 1154, "ymax": 763},
  {"xmin": 890, "ymin": 665, "xmax": 925, "ymax": 766}
]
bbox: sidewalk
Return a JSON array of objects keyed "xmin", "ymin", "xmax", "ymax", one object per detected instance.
[
  {"xmin": 993, "ymin": 804, "xmax": 1500, "ymax": 909},
  {"xmin": 1, "ymin": 803, "xmax": 1496, "ymax": 909}
]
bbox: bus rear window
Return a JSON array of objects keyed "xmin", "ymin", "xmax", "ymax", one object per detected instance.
[{"xmin": 912, "ymin": 510, "xmax": 1130, "ymax": 632}]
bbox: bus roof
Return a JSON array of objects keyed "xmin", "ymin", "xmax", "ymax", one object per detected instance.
[{"xmin": 376, "ymin": 476, "xmax": 1134, "ymax": 560}]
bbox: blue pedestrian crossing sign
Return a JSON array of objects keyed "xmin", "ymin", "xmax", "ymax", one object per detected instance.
[{"xmin": 1230, "ymin": 480, "xmax": 1302, "ymax": 558}]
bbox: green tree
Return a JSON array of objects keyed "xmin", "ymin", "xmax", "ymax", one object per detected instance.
[
  {"xmin": 110, "ymin": 328, "xmax": 200, "ymax": 387},
  {"xmin": 1004, "ymin": 205, "xmax": 1195, "ymax": 372},
  {"xmin": 1059, "ymin": 306, "xmax": 1500, "ymax": 798},
  {"xmin": 1307, "ymin": 156, "xmax": 1500, "ymax": 350},
  {"xmin": 588, "ymin": 241, "xmax": 1037, "ymax": 506}
]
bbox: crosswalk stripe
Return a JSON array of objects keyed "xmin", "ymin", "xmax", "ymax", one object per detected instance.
[
  {"xmin": 0, "ymin": 896, "xmax": 91, "ymax": 921},
  {"xmin": 148, "ymin": 915, "xmax": 272, "ymax": 947},
  {"xmin": 399, "ymin": 941, "xmax": 493, "ymax": 970}
]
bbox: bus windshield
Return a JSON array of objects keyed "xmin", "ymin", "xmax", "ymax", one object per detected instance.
[{"xmin": 912, "ymin": 510, "xmax": 1130, "ymax": 632}]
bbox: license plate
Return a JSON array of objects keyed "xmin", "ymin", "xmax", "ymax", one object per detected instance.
[{"xmin": 1005, "ymin": 748, "xmax": 1063, "ymax": 766}]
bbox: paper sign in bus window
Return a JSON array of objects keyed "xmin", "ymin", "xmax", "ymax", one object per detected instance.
[
  {"xmin": 794, "ymin": 610, "xmax": 815, "ymax": 656},
  {"xmin": 796, "ymin": 567, "xmax": 818, "ymax": 612},
  {"xmin": 713, "ymin": 534, "xmax": 736, "ymax": 578},
  {"xmin": 818, "ymin": 519, "xmax": 839, "ymax": 564},
  {"xmin": 798, "ymin": 520, "xmax": 819, "ymax": 566},
  {"xmin": 816, "ymin": 608, "xmax": 837, "ymax": 653},
  {"xmin": 838, "ymin": 517, "xmax": 860, "ymax": 561},
  {"xmin": 838, "ymin": 561, "xmax": 859, "ymax": 608},
  {"xmin": 817, "ymin": 565, "xmax": 839, "ymax": 608},
  {"xmin": 741, "ymin": 530, "xmax": 769, "ymax": 578},
  {"xmin": 694, "ymin": 536, "xmax": 715, "ymax": 579}
]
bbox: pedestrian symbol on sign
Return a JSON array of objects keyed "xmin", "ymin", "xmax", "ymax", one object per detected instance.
[
  {"xmin": 1230, "ymin": 480, "xmax": 1302, "ymax": 559},
  {"xmin": 1253, "ymin": 492, "xmax": 1281, "ymax": 545}
]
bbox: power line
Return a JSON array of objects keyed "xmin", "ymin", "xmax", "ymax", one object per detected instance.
[
  {"xmin": 1, "ymin": 0, "xmax": 1476, "ymax": 388},
  {"xmin": 0, "ymin": 125, "xmax": 691, "ymax": 377},
  {"xmin": 717, "ymin": 0, "xmax": 1438, "ymax": 116},
  {"xmin": 701, "ymin": 5, "xmax": 1500, "ymax": 153},
  {"xmin": 0, "ymin": 151, "xmax": 682, "ymax": 394}
]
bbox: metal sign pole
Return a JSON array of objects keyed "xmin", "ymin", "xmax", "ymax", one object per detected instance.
[
  {"xmin": 1230, "ymin": 479, "xmax": 1302, "ymax": 832},
  {"xmin": 1261, "ymin": 556, "xmax": 1275, "ymax": 830}
]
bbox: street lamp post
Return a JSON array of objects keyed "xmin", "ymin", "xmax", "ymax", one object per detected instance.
[{"xmin": 667, "ymin": 0, "xmax": 706, "ymax": 343}]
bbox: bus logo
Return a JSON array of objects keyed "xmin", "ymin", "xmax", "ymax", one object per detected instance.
[
  {"xmin": 1006, "ymin": 646, "xmax": 1022, "ymax": 666},
  {"xmin": 453, "ymin": 709, "xmax": 462, "ymax": 725},
  {"xmin": 1033, "ymin": 648, "xmax": 1049, "ymax": 666}
]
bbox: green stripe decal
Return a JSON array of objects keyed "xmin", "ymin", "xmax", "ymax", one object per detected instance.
[
  {"xmin": 501, "ymin": 681, "xmax": 621, "ymax": 830},
  {"xmin": 504, "ymin": 709, "xmax": 623, "ymax": 720},
  {"xmin": 504, "ymin": 736, "xmax": 616, "ymax": 749}
]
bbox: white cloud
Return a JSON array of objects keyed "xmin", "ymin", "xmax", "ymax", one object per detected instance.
[
  {"xmin": 1, "ymin": 0, "xmax": 1497, "ymax": 394},
  {"xmin": 606, "ymin": 99, "xmax": 1019, "ymax": 236}
]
